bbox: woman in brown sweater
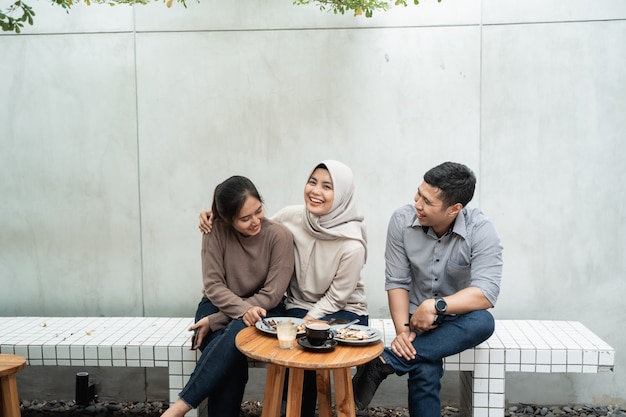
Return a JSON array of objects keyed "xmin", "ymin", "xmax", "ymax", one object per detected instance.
[{"xmin": 163, "ymin": 176, "xmax": 295, "ymax": 417}]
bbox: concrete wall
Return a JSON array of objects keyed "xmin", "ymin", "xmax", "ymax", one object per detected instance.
[{"xmin": 1, "ymin": 0, "xmax": 625, "ymax": 407}]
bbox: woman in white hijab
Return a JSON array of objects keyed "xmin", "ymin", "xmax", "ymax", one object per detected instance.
[
  {"xmin": 272, "ymin": 159, "xmax": 368, "ymax": 324},
  {"xmin": 199, "ymin": 160, "xmax": 368, "ymax": 417}
]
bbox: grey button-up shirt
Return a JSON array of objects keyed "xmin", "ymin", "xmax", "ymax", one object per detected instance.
[{"xmin": 384, "ymin": 204, "xmax": 503, "ymax": 314}]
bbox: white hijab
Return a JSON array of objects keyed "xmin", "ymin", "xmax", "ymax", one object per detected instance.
[{"xmin": 303, "ymin": 160, "xmax": 367, "ymax": 260}]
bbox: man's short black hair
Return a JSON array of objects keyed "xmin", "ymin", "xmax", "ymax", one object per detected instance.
[{"xmin": 423, "ymin": 162, "xmax": 476, "ymax": 208}]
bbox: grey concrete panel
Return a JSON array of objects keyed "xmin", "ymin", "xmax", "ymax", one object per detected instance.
[
  {"xmin": 480, "ymin": 20, "xmax": 626, "ymax": 404},
  {"xmin": 134, "ymin": 26, "xmax": 481, "ymax": 317},
  {"xmin": 0, "ymin": 33, "xmax": 142, "ymax": 316}
]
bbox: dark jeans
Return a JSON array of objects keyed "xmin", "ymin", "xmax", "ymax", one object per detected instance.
[
  {"xmin": 381, "ymin": 310, "xmax": 495, "ymax": 417},
  {"xmin": 179, "ymin": 298, "xmax": 285, "ymax": 417},
  {"xmin": 285, "ymin": 308, "xmax": 369, "ymax": 417}
]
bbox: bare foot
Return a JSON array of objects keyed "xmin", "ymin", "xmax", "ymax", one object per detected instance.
[{"xmin": 161, "ymin": 399, "xmax": 191, "ymax": 417}]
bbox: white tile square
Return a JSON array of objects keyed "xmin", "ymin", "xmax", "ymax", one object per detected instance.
[
  {"xmin": 155, "ymin": 346, "xmax": 168, "ymax": 361},
  {"xmin": 473, "ymin": 378, "xmax": 489, "ymax": 393},
  {"xmin": 42, "ymin": 346, "xmax": 57, "ymax": 359},
  {"xmin": 489, "ymin": 378, "xmax": 504, "ymax": 394},
  {"xmin": 490, "ymin": 349, "xmax": 504, "ymax": 364},
  {"xmin": 552, "ymin": 350, "xmax": 567, "ymax": 364},
  {"xmin": 599, "ymin": 350, "xmax": 615, "ymax": 366},
  {"xmin": 489, "ymin": 393, "xmax": 504, "ymax": 407},
  {"xmin": 183, "ymin": 361, "xmax": 197, "ymax": 375},
  {"xmin": 506, "ymin": 349, "xmax": 520, "ymax": 365},
  {"xmin": 473, "ymin": 408, "xmax": 489, "ymax": 417},
  {"xmin": 568, "ymin": 350, "xmax": 583, "ymax": 365},
  {"xmin": 536, "ymin": 350, "xmax": 551, "ymax": 364},
  {"xmin": 70, "ymin": 346, "xmax": 84, "ymax": 359},
  {"xmin": 489, "ymin": 364, "xmax": 505, "ymax": 378},
  {"xmin": 460, "ymin": 349, "xmax": 475, "ymax": 364},
  {"xmin": 168, "ymin": 347, "xmax": 183, "ymax": 361},
  {"xmin": 28, "ymin": 346, "xmax": 43, "ymax": 359},
  {"xmin": 521, "ymin": 350, "xmax": 535, "ymax": 364},
  {"xmin": 169, "ymin": 375, "xmax": 184, "ymax": 390},
  {"xmin": 473, "ymin": 393, "xmax": 489, "ymax": 407},
  {"xmin": 474, "ymin": 364, "xmax": 490, "ymax": 378},
  {"xmin": 126, "ymin": 346, "xmax": 140, "ymax": 360},
  {"xmin": 489, "ymin": 407, "xmax": 504, "ymax": 417},
  {"xmin": 475, "ymin": 349, "xmax": 489, "ymax": 363},
  {"xmin": 583, "ymin": 350, "xmax": 598, "ymax": 365}
]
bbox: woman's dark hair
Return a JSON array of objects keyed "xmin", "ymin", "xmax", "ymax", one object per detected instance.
[
  {"xmin": 423, "ymin": 162, "xmax": 476, "ymax": 208},
  {"xmin": 211, "ymin": 176, "xmax": 263, "ymax": 225}
]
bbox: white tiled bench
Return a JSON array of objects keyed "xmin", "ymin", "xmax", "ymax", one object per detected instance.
[{"xmin": 0, "ymin": 317, "xmax": 615, "ymax": 417}]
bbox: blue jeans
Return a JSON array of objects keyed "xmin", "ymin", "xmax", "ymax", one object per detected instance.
[
  {"xmin": 381, "ymin": 310, "xmax": 495, "ymax": 417},
  {"xmin": 285, "ymin": 308, "xmax": 369, "ymax": 417},
  {"xmin": 179, "ymin": 298, "xmax": 285, "ymax": 417}
]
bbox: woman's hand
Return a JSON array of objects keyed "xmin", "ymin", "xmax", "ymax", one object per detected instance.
[
  {"xmin": 198, "ymin": 210, "xmax": 213, "ymax": 234},
  {"xmin": 188, "ymin": 317, "xmax": 210, "ymax": 350},
  {"xmin": 243, "ymin": 306, "xmax": 267, "ymax": 327}
]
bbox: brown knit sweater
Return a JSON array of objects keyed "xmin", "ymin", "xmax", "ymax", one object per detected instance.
[{"xmin": 201, "ymin": 217, "xmax": 295, "ymax": 331}]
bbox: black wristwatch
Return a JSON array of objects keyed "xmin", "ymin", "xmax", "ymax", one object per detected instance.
[{"xmin": 434, "ymin": 298, "xmax": 447, "ymax": 325}]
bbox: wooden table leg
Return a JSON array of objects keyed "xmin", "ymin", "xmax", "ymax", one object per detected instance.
[
  {"xmin": 261, "ymin": 364, "xmax": 286, "ymax": 417},
  {"xmin": 316, "ymin": 369, "xmax": 332, "ymax": 417},
  {"xmin": 285, "ymin": 368, "xmax": 304, "ymax": 417},
  {"xmin": 333, "ymin": 367, "xmax": 356, "ymax": 417},
  {"xmin": 1, "ymin": 373, "xmax": 21, "ymax": 417}
]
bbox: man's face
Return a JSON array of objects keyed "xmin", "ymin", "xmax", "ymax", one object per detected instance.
[{"xmin": 413, "ymin": 182, "xmax": 459, "ymax": 235}]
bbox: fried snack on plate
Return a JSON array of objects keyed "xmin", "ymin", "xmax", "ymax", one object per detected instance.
[{"xmin": 336, "ymin": 327, "xmax": 369, "ymax": 340}]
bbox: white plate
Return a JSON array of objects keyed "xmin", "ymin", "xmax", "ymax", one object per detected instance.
[
  {"xmin": 331, "ymin": 324, "xmax": 383, "ymax": 345},
  {"xmin": 255, "ymin": 317, "xmax": 306, "ymax": 336}
]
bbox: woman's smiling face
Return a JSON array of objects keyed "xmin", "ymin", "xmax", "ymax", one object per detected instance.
[
  {"xmin": 304, "ymin": 168, "xmax": 334, "ymax": 216},
  {"xmin": 232, "ymin": 196, "xmax": 264, "ymax": 237}
]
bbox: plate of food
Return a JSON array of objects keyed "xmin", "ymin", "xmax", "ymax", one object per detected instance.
[
  {"xmin": 331, "ymin": 324, "xmax": 382, "ymax": 345},
  {"xmin": 255, "ymin": 317, "xmax": 306, "ymax": 336}
]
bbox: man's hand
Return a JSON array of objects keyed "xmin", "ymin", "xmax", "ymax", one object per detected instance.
[
  {"xmin": 198, "ymin": 210, "xmax": 213, "ymax": 234},
  {"xmin": 390, "ymin": 330, "xmax": 417, "ymax": 360},
  {"xmin": 410, "ymin": 299, "xmax": 439, "ymax": 333},
  {"xmin": 243, "ymin": 306, "xmax": 267, "ymax": 327},
  {"xmin": 189, "ymin": 316, "xmax": 210, "ymax": 350}
]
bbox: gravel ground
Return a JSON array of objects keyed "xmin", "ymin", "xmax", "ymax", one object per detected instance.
[{"xmin": 19, "ymin": 400, "xmax": 626, "ymax": 417}]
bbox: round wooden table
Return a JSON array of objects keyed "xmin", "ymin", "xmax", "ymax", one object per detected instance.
[
  {"xmin": 236, "ymin": 326, "xmax": 383, "ymax": 417},
  {"xmin": 0, "ymin": 354, "xmax": 27, "ymax": 417}
]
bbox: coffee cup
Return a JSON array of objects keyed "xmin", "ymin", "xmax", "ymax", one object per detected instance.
[{"xmin": 305, "ymin": 322, "xmax": 335, "ymax": 346}]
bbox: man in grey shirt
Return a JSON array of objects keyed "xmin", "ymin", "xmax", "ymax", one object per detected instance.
[{"xmin": 353, "ymin": 162, "xmax": 503, "ymax": 417}]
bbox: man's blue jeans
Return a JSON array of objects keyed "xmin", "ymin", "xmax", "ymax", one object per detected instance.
[
  {"xmin": 380, "ymin": 310, "xmax": 495, "ymax": 417},
  {"xmin": 179, "ymin": 298, "xmax": 284, "ymax": 417}
]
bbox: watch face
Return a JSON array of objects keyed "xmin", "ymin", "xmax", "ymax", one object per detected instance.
[{"xmin": 436, "ymin": 299, "xmax": 447, "ymax": 312}]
